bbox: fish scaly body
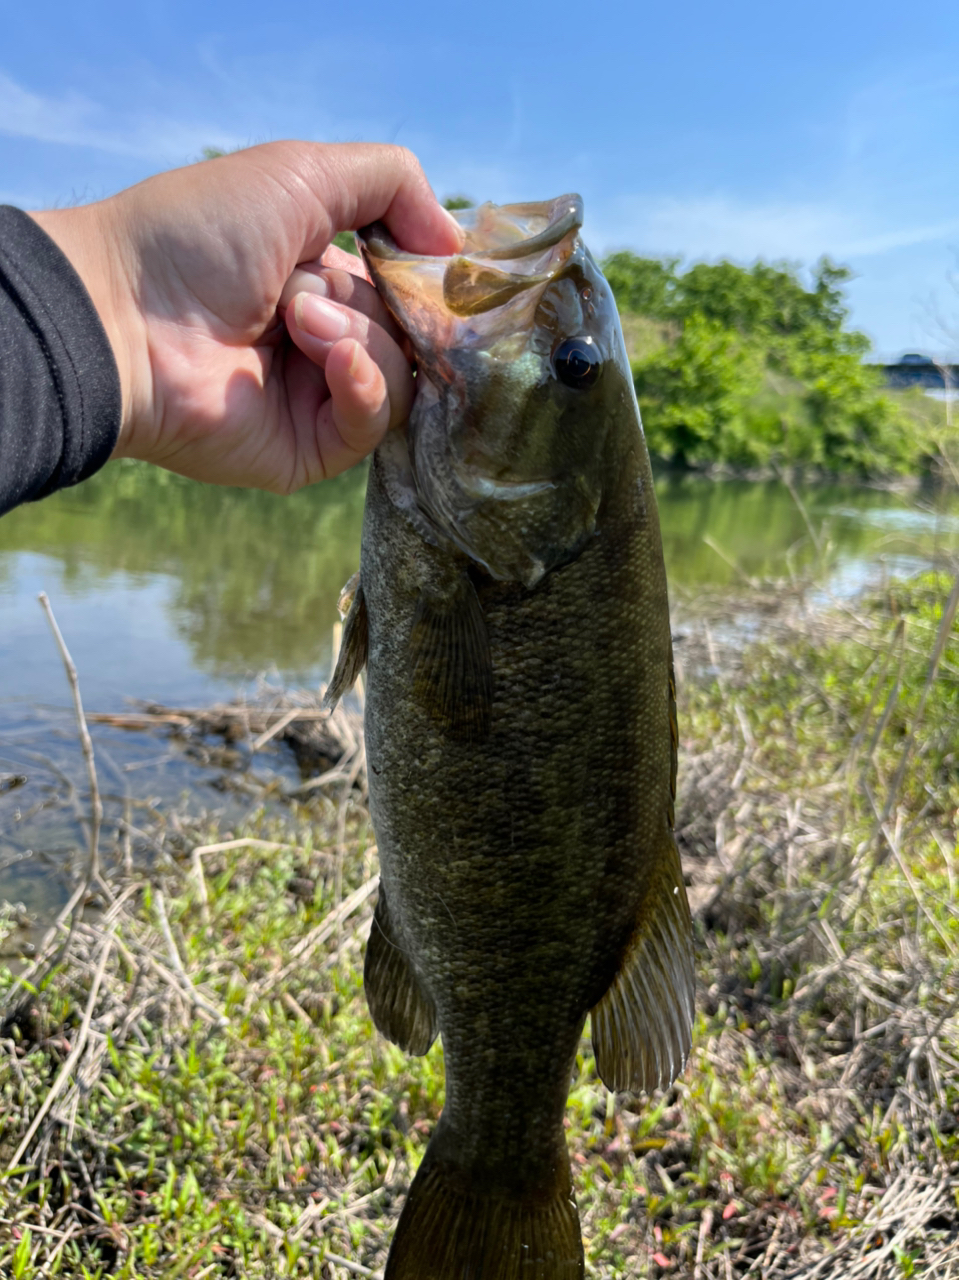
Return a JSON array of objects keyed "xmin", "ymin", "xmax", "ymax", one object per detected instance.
[{"xmin": 328, "ymin": 196, "xmax": 695, "ymax": 1278}]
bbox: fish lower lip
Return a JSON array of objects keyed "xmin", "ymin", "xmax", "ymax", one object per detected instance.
[{"xmin": 458, "ymin": 476, "xmax": 556, "ymax": 501}]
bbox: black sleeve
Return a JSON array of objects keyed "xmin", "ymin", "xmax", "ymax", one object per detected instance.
[{"xmin": 0, "ymin": 205, "xmax": 122, "ymax": 517}]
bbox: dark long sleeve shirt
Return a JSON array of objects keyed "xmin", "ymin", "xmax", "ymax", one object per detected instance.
[{"xmin": 0, "ymin": 206, "xmax": 121, "ymax": 517}]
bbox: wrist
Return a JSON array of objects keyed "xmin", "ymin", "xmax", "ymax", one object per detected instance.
[{"xmin": 29, "ymin": 201, "xmax": 143, "ymax": 458}]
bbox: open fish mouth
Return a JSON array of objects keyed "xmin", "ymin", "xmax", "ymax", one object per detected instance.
[
  {"xmin": 356, "ymin": 193, "xmax": 616, "ymax": 589},
  {"xmin": 357, "ymin": 195, "xmax": 585, "ymax": 349}
]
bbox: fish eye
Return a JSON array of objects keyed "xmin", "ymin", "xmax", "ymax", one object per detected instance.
[{"xmin": 552, "ymin": 337, "xmax": 601, "ymax": 389}]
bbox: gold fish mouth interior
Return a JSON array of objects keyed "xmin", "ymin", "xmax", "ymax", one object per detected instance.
[{"xmin": 358, "ymin": 195, "xmax": 585, "ymax": 326}]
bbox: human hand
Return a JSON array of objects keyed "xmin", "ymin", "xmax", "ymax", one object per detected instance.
[{"xmin": 31, "ymin": 142, "xmax": 463, "ymax": 490}]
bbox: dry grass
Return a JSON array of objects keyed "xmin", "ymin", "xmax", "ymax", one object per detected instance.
[{"xmin": 1, "ymin": 571, "xmax": 958, "ymax": 1277}]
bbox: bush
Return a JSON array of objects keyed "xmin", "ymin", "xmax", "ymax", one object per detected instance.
[{"xmin": 605, "ymin": 252, "xmax": 936, "ymax": 475}]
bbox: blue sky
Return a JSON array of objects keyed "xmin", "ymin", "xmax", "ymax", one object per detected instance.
[{"xmin": 4, "ymin": 0, "xmax": 959, "ymax": 356}]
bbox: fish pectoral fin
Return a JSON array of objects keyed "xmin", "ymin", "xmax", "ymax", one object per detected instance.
[
  {"xmin": 591, "ymin": 834, "xmax": 696, "ymax": 1093},
  {"xmin": 364, "ymin": 883, "xmax": 437, "ymax": 1056},
  {"xmin": 325, "ymin": 576, "xmax": 368, "ymax": 709},
  {"xmin": 408, "ymin": 577, "xmax": 492, "ymax": 743}
]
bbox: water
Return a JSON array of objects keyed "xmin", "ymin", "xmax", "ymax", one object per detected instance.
[{"xmin": 2, "ymin": 460, "xmax": 958, "ymax": 926}]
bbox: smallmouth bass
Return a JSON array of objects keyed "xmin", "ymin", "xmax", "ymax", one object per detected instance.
[{"xmin": 328, "ymin": 195, "xmax": 695, "ymax": 1278}]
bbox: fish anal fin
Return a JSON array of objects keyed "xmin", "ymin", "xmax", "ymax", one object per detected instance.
[
  {"xmin": 385, "ymin": 1146, "xmax": 584, "ymax": 1280},
  {"xmin": 591, "ymin": 836, "xmax": 695, "ymax": 1093},
  {"xmin": 325, "ymin": 576, "xmax": 368, "ymax": 709},
  {"xmin": 364, "ymin": 884, "xmax": 437, "ymax": 1056},
  {"xmin": 408, "ymin": 576, "xmax": 492, "ymax": 744}
]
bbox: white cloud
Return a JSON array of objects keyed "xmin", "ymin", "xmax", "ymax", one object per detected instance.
[
  {"xmin": 590, "ymin": 193, "xmax": 959, "ymax": 265},
  {"xmin": 0, "ymin": 70, "xmax": 242, "ymax": 163}
]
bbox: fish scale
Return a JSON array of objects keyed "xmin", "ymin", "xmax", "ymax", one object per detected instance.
[{"xmin": 328, "ymin": 195, "xmax": 695, "ymax": 1278}]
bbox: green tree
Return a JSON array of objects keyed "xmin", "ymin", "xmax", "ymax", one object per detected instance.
[
  {"xmin": 606, "ymin": 250, "xmax": 927, "ymax": 475},
  {"xmin": 603, "ymin": 252, "xmax": 679, "ymax": 318},
  {"xmin": 635, "ymin": 315, "xmax": 765, "ymax": 467}
]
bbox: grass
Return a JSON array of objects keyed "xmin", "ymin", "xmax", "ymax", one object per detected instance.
[{"xmin": 1, "ymin": 572, "xmax": 958, "ymax": 1277}]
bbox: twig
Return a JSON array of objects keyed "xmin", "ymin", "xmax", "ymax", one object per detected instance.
[
  {"xmin": 6, "ymin": 880, "xmax": 87, "ymax": 997},
  {"xmin": 325, "ymin": 1253, "xmax": 379, "ymax": 1278},
  {"xmin": 776, "ymin": 462, "xmax": 823, "ymax": 558},
  {"xmin": 37, "ymin": 592, "xmax": 107, "ymax": 898},
  {"xmin": 153, "ymin": 889, "xmax": 228, "ymax": 1027},
  {"xmin": 702, "ymin": 535, "xmax": 759, "ymax": 589},
  {"xmin": 250, "ymin": 708, "xmax": 302, "ymax": 752},
  {"xmin": 281, "ymin": 991, "xmax": 314, "ymax": 1028},
  {"xmin": 258, "ymin": 873, "xmax": 379, "ymax": 995},
  {"xmin": 190, "ymin": 838, "xmax": 305, "ymax": 858},
  {"xmin": 3, "ymin": 929, "xmax": 116, "ymax": 1175},
  {"xmin": 190, "ymin": 849, "xmax": 210, "ymax": 925},
  {"xmin": 694, "ymin": 1206, "xmax": 713, "ymax": 1279}
]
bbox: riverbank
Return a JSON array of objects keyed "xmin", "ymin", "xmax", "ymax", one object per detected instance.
[{"xmin": 1, "ymin": 572, "xmax": 958, "ymax": 1278}]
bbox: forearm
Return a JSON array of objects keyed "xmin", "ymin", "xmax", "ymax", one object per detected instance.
[{"xmin": 0, "ymin": 205, "xmax": 122, "ymax": 516}]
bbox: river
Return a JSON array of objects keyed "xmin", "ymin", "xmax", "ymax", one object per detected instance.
[{"xmin": 2, "ymin": 460, "xmax": 958, "ymax": 928}]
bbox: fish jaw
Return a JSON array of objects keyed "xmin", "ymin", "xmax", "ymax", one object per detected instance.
[{"xmin": 359, "ymin": 197, "xmax": 638, "ymax": 587}]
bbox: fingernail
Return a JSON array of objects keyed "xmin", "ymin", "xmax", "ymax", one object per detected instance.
[
  {"xmin": 296, "ymin": 294, "xmax": 349, "ymax": 341},
  {"xmin": 347, "ymin": 341, "xmax": 375, "ymax": 387},
  {"xmin": 439, "ymin": 205, "xmax": 466, "ymax": 250}
]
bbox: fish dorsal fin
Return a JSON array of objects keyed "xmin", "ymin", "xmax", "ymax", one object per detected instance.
[
  {"xmin": 364, "ymin": 882, "xmax": 437, "ymax": 1056},
  {"xmin": 590, "ymin": 833, "xmax": 695, "ymax": 1093},
  {"xmin": 408, "ymin": 576, "xmax": 493, "ymax": 743},
  {"xmin": 325, "ymin": 575, "xmax": 368, "ymax": 708}
]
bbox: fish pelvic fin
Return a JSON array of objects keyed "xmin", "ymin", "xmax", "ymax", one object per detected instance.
[
  {"xmin": 364, "ymin": 882, "xmax": 437, "ymax": 1055},
  {"xmin": 325, "ymin": 574, "xmax": 368, "ymax": 709},
  {"xmin": 385, "ymin": 1145, "xmax": 584, "ymax": 1280},
  {"xmin": 591, "ymin": 834, "xmax": 695, "ymax": 1093},
  {"xmin": 408, "ymin": 575, "xmax": 493, "ymax": 744}
]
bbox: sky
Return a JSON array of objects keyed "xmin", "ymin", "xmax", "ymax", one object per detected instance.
[{"xmin": 4, "ymin": 0, "xmax": 959, "ymax": 357}]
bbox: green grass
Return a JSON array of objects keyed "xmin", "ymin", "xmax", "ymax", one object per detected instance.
[{"xmin": 1, "ymin": 574, "xmax": 958, "ymax": 1276}]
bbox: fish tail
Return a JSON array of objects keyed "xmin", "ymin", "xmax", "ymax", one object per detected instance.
[{"xmin": 384, "ymin": 1142, "xmax": 584, "ymax": 1279}]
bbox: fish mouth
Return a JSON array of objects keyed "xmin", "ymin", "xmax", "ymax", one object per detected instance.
[
  {"xmin": 360, "ymin": 196, "xmax": 598, "ymax": 588},
  {"xmin": 357, "ymin": 195, "xmax": 585, "ymax": 347}
]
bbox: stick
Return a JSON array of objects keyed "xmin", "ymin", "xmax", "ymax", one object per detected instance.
[
  {"xmin": 191, "ymin": 848, "xmax": 210, "ymax": 925},
  {"xmin": 190, "ymin": 838, "xmax": 304, "ymax": 858},
  {"xmin": 775, "ymin": 462, "xmax": 823, "ymax": 557},
  {"xmin": 154, "ymin": 890, "xmax": 227, "ymax": 1027},
  {"xmin": 250, "ymin": 708, "xmax": 302, "ymax": 752},
  {"xmin": 693, "ymin": 1206, "xmax": 713, "ymax": 1280},
  {"xmin": 7, "ymin": 880, "xmax": 86, "ymax": 995},
  {"xmin": 87, "ymin": 707, "xmax": 331, "ymax": 727},
  {"xmin": 325, "ymin": 1254, "xmax": 378, "ymax": 1279},
  {"xmin": 258, "ymin": 873, "xmax": 379, "ymax": 995},
  {"xmin": 37, "ymin": 593, "xmax": 105, "ymax": 895},
  {"xmin": 3, "ymin": 931, "xmax": 115, "ymax": 1175}
]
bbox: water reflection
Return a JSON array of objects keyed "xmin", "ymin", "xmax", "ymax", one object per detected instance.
[
  {"xmin": 2, "ymin": 462, "xmax": 958, "ymax": 684},
  {"xmin": 0, "ymin": 460, "xmax": 367, "ymax": 683},
  {"xmin": 656, "ymin": 474, "xmax": 959, "ymax": 594}
]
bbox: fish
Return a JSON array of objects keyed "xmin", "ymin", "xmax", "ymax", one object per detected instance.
[{"xmin": 326, "ymin": 194, "xmax": 695, "ymax": 1279}]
